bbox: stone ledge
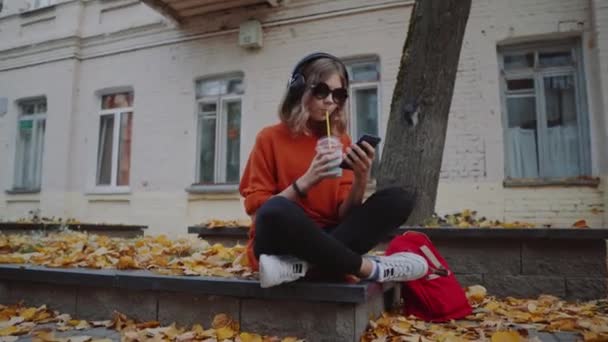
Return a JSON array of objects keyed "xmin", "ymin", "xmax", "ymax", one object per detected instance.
[
  {"xmin": 483, "ymin": 275, "xmax": 567, "ymax": 299},
  {"xmin": 0, "ymin": 223, "xmax": 147, "ymax": 238},
  {"xmin": 0, "ymin": 265, "xmax": 396, "ymax": 341},
  {"xmin": 188, "ymin": 226, "xmax": 249, "ymax": 237},
  {"xmin": 522, "ymin": 240, "xmax": 607, "ymax": 276},
  {"xmin": 0, "ymin": 264, "xmax": 389, "ymax": 304},
  {"xmin": 0, "ymin": 223, "xmax": 147, "ymax": 232},
  {"xmin": 565, "ymin": 278, "xmax": 608, "ymax": 301},
  {"xmin": 409, "ymin": 227, "xmax": 608, "ymax": 240},
  {"xmin": 3, "ymin": 278, "xmax": 392, "ymax": 342},
  {"xmin": 189, "ymin": 226, "xmax": 608, "ymax": 240}
]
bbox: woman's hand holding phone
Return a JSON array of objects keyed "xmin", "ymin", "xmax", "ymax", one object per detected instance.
[
  {"xmin": 341, "ymin": 134, "xmax": 380, "ymax": 181},
  {"xmin": 343, "ymin": 142, "xmax": 375, "ymax": 181}
]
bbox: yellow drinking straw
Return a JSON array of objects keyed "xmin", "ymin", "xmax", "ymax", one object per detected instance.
[{"xmin": 325, "ymin": 111, "xmax": 332, "ymax": 148}]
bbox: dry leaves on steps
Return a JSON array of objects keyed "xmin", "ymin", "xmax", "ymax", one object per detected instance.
[
  {"xmin": 0, "ymin": 231, "xmax": 254, "ymax": 278},
  {"xmin": 0, "ymin": 304, "xmax": 303, "ymax": 342}
]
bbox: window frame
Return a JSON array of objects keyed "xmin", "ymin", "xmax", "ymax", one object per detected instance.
[
  {"xmin": 344, "ymin": 58, "xmax": 382, "ymax": 142},
  {"xmin": 194, "ymin": 74, "xmax": 244, "ymax": 185},
  {"xmin": 91, "ymin": 94, "xmax": 133, "ymax": 193},
  {"xmin": 349, "ymin": 82, "xmax": 381, "ymax": 139},
  {"xmin": 498, "ymin": 39, "xmax": 591, "ymax": 181},
  {"xmin": 344, "ymin": 57, "xmax": 382, "ymax": 180},
  {"xmin": 12, "ymin": 99, "xmax": 47, "ymax": 192}
]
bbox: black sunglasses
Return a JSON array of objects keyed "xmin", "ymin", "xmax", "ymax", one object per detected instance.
[{"xmin": 311, "ymin": 82, "xmax": 348, "ymax": 105}]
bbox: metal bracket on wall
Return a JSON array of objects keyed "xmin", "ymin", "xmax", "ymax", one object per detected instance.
[{"xmin": 0, "ymin": 98, "xmax": 8, "ymax": 117}]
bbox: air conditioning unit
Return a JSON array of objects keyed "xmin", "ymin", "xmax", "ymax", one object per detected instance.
[{"xmin": 239, "ymin": 20, "xmax": 263, "ymax": 49}]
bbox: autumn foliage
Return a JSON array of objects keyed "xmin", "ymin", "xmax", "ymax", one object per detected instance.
[
  {"xmin": 361, "ymin": 285, "xmax": 608, "ymax": 341},
  {"xmin": 0, "ymin": 232, "xmax": 253, "ymax": 278}
]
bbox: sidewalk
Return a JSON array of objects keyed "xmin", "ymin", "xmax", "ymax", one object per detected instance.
[
  {"xmin": 14, "ymin": 323, "xmax": 120, "ymax": 342},
  {"xmin": 11, "ymin": 324, "xmax": 582, "ymax": 341}
]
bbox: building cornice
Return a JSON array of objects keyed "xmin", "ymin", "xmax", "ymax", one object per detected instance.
[{"xmin": 0, "ymin": 0, "xmax": 413, "ymax": 71}]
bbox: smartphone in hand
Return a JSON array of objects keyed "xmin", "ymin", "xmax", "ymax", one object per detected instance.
[{"xmin": 340, "ymin": 134, "xmax": 381, "ymax": 170}]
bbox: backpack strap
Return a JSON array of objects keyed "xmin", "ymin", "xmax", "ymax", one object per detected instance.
[{"xmin": 420, "ymin": 245, "xmax": 451, "ymax": 278}]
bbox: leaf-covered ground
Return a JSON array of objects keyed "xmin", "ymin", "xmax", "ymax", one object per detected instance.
[
  {"xmin": 361, "ymin": 285, "xmax": 608, "ymax": 342},
  {"xmin": 0, "ymin": 304, "xmax": 302, "ymax": 342},
  {"xmin": 0, "ymin": 292, "xmax": 606, "ymax": 342}
]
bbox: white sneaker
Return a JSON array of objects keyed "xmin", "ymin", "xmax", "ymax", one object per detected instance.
[
  {"xmin": 372, "ymin": 252, "xmax": 428, "ymax": 282},
  {"xmin": 259, "ymin": 254, "xmax": 309, "ymax": 288}
]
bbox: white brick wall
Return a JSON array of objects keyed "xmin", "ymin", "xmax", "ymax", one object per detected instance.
[
  {"xmin": 0, "ymin": 59, "xmax": 78, "ymax": 218},
  {"xmin": 435, "ymin": 182, "xmax": 605, "ymax": 227},
  {"xmin": 442, "ymin": 0, "xmax": 595, "ymax": 182},
  {"xmin": 0, "ymin": 0, "xmax": 606, "ymax": 232},
  {"xmin": 435, "ymin": 0, "xmax": 607, "ymax": 227}
]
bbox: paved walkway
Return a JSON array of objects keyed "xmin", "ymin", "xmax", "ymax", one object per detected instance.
[
  {"xmin": 12, "ymin": 324, "xmax": 582, "ymax": 341},
  {"xmin": 15, "ymin": 323, "xmax": 121, "ymax": 342}
]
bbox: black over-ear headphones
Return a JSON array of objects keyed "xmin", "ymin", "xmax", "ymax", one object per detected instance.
[{"xmin": 286, "ymin": 52, "xmax": 350, "ymax": 101}]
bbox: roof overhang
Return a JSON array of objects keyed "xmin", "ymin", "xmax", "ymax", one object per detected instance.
[{"xmin": 140, "ymin": 0, "xmax": 279, "ymax": 24}]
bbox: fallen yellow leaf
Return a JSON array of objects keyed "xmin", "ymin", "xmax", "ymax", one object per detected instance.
[
  {"xmin": 238, "ymin": 332, "xmax": 263, "ymax": 342},
  {"xmin": 0, "ymin": 326, "xmax": 19, "ymax": 337},
  {"xmin": 466, "ymin": 285, "xmax": 487, "ymax": 303},
  {"xmin": 216, "ymin": 325, "xmax": 236, "ymax": 340},
  {"xmin": 19, "ymin": 308, "xmax": 37, "ymax": 320},
  {"xmin": 390, "ymin": 321, "xmax": 412, "ymax": 334},
  {"xmin": 212, "ymin": 313, "xmax": 232, "ymax": 329},
  {"xmin": 491, "ymin": 331, "xmax": 523, "ymax": 342}
]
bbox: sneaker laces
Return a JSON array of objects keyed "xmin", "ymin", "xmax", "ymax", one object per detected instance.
[
  {"xmin": 375, "ymin": 252, "xmax": 428, "ymax": 282},
  {"xmin": 381, "ymin": 258, "xmax": 413, "ymax": 279}
]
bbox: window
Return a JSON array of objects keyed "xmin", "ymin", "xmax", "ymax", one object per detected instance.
[
  {"xmin": 31, "ymin": 0, "xmax": 54, "ymax": 9},
  {"xmin": 95, "ymin": 92, "xmax": 133, "ymax": 189},
  {"xmin": 14, "ymin": 99, "xmax": 46, "ymax": 191},
  {"xmin": 195, "ymin": 75, "xmax": 243, "ymax": 184},
  {"xmin": 345, "ymin": 58, "xmax": 381, "ymax": 177},
  {"xmin": 500, "ymin": 41, "xmax": 590, "ymax": 179}
]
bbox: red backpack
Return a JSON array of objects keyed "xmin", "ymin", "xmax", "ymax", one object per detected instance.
[{"xmin": 385, "ymin": 231, "xmax": 472, "ymax": 322}]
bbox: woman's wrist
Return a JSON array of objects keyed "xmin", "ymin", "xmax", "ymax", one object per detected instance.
[
  {"xmin": 292, "ymin": 181, "xmax": 307, "ymax": 198},
  {"xmin": 297, "ymin": 174, "xmax": 313, "ymax": 193},
  {"xmin": 353, "ymin": 174, "xmax": 368, "ymax": 188}
]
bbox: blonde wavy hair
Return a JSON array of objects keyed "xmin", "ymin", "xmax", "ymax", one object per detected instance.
[{"xmin": 279, "ymin": 57, "xmax": 349, "ymax": 136}]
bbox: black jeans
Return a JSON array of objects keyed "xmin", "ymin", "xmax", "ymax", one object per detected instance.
[{"xmin": 253, "ymin": 187, "xmax": 416, "ymax": 275}]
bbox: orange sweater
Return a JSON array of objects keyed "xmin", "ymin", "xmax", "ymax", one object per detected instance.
[{"xmin": 239, "ymin": 122, "xmax": 354, "ymax": 270}]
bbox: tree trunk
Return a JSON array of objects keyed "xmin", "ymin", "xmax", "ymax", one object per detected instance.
[{"xmin": 377, "ymin": 0, "xmax": 472, "ymax": 225}]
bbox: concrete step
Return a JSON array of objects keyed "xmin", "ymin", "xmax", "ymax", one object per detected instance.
[{"xmin": 0, "ymin": 264, "xmax": 397, "ymax": 342}]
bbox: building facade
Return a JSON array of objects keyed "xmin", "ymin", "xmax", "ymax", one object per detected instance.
[{"xmin": 0, "ymin": 0, "xmax": 607, "ymax": 234}]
